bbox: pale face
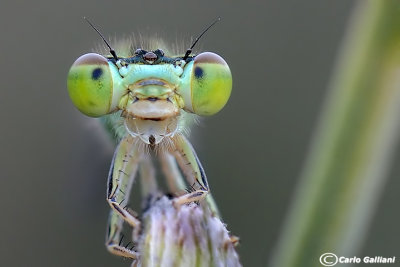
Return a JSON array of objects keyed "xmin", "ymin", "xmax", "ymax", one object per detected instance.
[{"xmin": 67, "ymin": 49, "xmax": 232, "ymax": 145}]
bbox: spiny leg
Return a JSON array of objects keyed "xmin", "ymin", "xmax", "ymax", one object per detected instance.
[
  {"xmin": 171, "ymin": 136, "xmax": 239, "ymax": 244},
  {"xmin": 171, "ymin": 135, "xmax": 220, "ymax": 217},
  {"xmin": 106, "ymin": 136, "xmax": 141, "ymax": 259}
]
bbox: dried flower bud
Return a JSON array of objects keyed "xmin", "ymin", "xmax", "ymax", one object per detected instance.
[{"xmin": 131, "ymin": 197, "xmax": 241, "ymax": 267}]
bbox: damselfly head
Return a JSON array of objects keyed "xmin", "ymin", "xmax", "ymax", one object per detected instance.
[{"xmin": 67, "ymin": 19, "xmax": 232, "ymax": 144}]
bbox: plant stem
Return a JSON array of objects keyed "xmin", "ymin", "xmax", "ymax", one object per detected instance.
[{"xmin": 271, "ymin": 1, "xmax": 400, "ymax": 266}]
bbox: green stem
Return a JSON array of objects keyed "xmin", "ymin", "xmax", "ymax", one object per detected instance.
[{"xmin": 271, "ymin": 1, "xmax": 400, "ymax": 266}]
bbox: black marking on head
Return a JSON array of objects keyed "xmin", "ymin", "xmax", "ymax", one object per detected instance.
[
  {"xmin": 154, "ymin": 49, "xmax": 165, "ymax": 57},
  {"xmin": 194, "ymin": 66, "xmax": 204, "ymax": 79},
  {"xmin": 92, "ymin": 68, "xmax": 103, "ymax": 80},
  {"xmin": 122, "ymin": 53, "xmax": 195, "ymax": 65},
  {"xmin": 134, "ymin": 48, "xmax": 146, "ymax": 55}
]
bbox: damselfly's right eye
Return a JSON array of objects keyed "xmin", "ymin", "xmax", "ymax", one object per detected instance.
[
  {"xmin": 180, "ymin": 52, "xmax": 232, "ymax": 116},
  {"xmin": 67, "ymin": 53, "xmax": 115, "ymax": 117}
]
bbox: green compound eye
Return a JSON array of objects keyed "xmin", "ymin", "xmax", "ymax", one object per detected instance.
[
  {"xmin": 188, "ymin": 52, "xmax": 232, "ymax": 116},
  {"xmin": 67, "ymin": 53, "xmax": 115, "ymax": 117}
]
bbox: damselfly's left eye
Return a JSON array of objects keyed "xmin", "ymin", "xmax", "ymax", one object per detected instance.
[
  {"xmin": 67, "ymin": 53, "xmax": 117, "ymax": 117},
  {"xmin": 181, "ymin": 52, "xmax": 232, "ymax": 116}
]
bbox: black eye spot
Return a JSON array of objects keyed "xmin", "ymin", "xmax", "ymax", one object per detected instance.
[
  {"xmin": 194, "ymin": 66, "xmax": 204, "ymax": 79},
  {"xmin": 92, "ymin": 68, "xmax": 103, "ymax": 80}
]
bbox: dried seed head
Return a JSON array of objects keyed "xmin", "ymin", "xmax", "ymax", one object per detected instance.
[{"xmin": 132, "ymin": 197, "xmax": 241, "ymax": 267}]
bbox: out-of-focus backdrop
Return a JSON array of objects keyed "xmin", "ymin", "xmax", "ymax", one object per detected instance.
[{"xmin": 1, "ymin": 1, "xmax": 399, "ymax": 266}]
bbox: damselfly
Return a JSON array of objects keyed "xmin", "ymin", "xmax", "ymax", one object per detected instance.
[{"xmin": 67, "ymin": 18, "xmax": 232, "ymax": 260}]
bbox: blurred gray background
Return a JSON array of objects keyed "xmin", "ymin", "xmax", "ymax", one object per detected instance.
[{"xmin": 1, "ymin": 0, "xmax": 399, "ymax": 266}]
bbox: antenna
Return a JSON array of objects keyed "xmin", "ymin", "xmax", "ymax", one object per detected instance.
[
  {"xmin": 84, "ymin": 17, "xmax": 118, "ymax": 61},
  {"xmin": 183, "ymin": 17, "xmax": 221, "ymax": 60}
]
